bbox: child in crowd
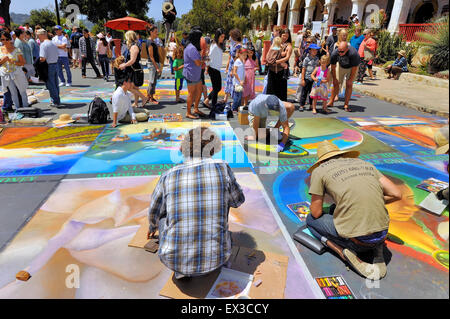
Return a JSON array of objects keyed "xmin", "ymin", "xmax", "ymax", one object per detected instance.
[
  {"xmin": 172, "ymin": 46, "xmax": 185, "ymax": 103},
  {"xmin": 231, "ymin": 47, "xmax": 247, "ymax": 111},
  {"xmin": 112, "ymin": 56, "xmax": 126, "ymax": 89},
  {"xmin": 298, "ymin": 43, "xmax": 320, "ymax": 111},
  {"xmin": 310, "ymin": 55, "xmax": 331, "ymax": 114},
  {"xmin": 243, "ymin": 46, "xmax": 258, "ymax": 106}
]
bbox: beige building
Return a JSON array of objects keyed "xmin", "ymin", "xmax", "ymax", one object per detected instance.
[{"xmin": 250, "ymin": 0, "xmax": 448, "ymax": 33}]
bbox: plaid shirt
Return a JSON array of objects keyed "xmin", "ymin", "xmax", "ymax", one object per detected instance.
[
  {"xmin": 79, "ymin": 36, "xmax": 96, "ymax": 59},
  {"xmin": 148, "ymin": 158, "xmax": 245, "ymax": 276}
]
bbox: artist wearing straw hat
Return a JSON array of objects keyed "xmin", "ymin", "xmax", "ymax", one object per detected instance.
[
  {"xmin": 435, "ymin": 125, "xmax": 449, "ymax": 201},
  {"xmin": 385, "ymin": 50, "xmax": 408, "ymax": 80},
  {"xmin": 162, "ymin": 1, "xmax": 177, "ymax": 46},
  {"xmin": 306, "ymin": 140, "xmax": 402, "ymax": 280}
]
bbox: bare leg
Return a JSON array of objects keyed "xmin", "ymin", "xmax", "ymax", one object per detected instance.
[
  {"xmin": 327, "ymin": 79, "xmax": 339, "ymax": 108},
  {"xmin": 344, "ymin": 81, "xmax": 353, "ymax": 111},
  {"xmin": 311, "ymin": 99, "xmax": 317, "ymax": 114}
]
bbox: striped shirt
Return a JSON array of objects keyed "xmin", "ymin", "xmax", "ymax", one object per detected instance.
[{"xmin": 148, "ymin": 158, "xmax": 245, "ymax": 276}]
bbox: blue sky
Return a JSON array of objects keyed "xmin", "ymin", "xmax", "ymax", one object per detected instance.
[{"xmin": 10, "ymin": 0, "xmax": 192, "ymax": 22}]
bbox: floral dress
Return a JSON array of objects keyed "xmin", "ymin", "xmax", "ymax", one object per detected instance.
[
  {"xmin": 243, "ymin": 58, "xmax": 256, "ymax": 99},
  {"xmin": 310, "ymin": 66, "xmax": 329, "ymax": 101},
  {"xmin": 224, "ymin": 41, "xmax": 242, "ymax": 95}
]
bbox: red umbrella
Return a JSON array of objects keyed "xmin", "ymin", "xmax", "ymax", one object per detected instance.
[{"xmin": 104, "ymin": 16, "xmax": 151, "ymax": 31}]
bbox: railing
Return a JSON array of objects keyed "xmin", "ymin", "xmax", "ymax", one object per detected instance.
[
  {"xmin": 327, "ymin": 24, "xmax": 349, "ymax": 34},
  {"xmin": 398, "ymin": 23, "xmax": 445, "ymax": 42},
  {"xmin": 293, "ymin": 25, "xmax": 303, "ymax": 33}
]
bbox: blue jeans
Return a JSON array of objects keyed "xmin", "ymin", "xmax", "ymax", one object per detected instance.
[
  {"xmin": 57, "ymin": 56, "xmax": 72, "ymax": 84},
  {"xmin": 2, "ymin": 89, "xmax": 13, "ymax": 110},
  {"xmin": 47, "ymin": 63, "xmax": 61, "ymax": 105},
  {"xmin": 306, "ymin": 213, "xmax": 377, "ymax": 253},
  {"xmin": 232, "ymin": 90, "xmax": 242, "ymax": 111},
  {"xmin": 98, "ymin": 54, "xmax": 110, "ymax": 77}
]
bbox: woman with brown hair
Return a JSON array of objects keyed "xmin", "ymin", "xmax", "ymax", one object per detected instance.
[
  {"xmin": 266, "ymin": 28, "xmax": 292, "ymax": 101},
  {"xmin": 118, "ymin": 30, "xmax": 149, "ymax": 107}
]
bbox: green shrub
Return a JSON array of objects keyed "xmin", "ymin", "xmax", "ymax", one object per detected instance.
[{"xmin": 416, "ymin": 16, "xmax": 449, "ymax": 73}]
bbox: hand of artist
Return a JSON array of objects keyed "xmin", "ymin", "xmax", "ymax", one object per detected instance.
[
  {"xmin": 119, "ymin": 63, "xmax": 127, "ymax": 70},
  {"xmin": 301, "ymin": 79, "xmax": 306, "ymax": 87},
  {"xmin": 276, "ymin": 142, "xmax": 285, "ymax": 153},
  {"xmin": 111, "ymin": 122, "xmax": 117, "ymax": 128}
]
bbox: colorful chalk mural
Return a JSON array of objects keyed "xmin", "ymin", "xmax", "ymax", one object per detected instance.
[
  {"xmin": 0, "ymin": 173, "xmax": 317, "ymax": 299},
  {"xmin": 0, "ymin": 126, "xmax": 105, "ymax": 177},
  {"xmin": 68, "ymin": 121, "xmax": 252, "ymax": 175},
  {"xmin": 247, "ymin": 118, "xmax": 395, "ymax": 165},
  {"xmin": 340, "ymin": 115, "xmax": 449, "ymax": 173}
]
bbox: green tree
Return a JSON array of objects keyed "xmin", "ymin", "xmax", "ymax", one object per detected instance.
[
  {"xmin": 59, "ymin": 0, "xmax": 152, "ymax": 23},
  {"xmin": 180, "ymin": 0, "xmax": 252, "ymax": 34},
  {"xmin": 27, "ymin": 8, "xmax": 58, "ymax": 30},
  {"xmin": 0, "ymin": 0, "xmax": 11, "ymax": 26}
]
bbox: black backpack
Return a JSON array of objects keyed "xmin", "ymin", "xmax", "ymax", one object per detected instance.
[{"xmin": 88, "ymin": 97, "xmax": 110, "ymax": 124}]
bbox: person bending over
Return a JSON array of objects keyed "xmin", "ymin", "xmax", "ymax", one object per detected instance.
[
  {"xmin": 306, "ymin": 140, "xmax": 402, "ymax": 280},
  {"xmin": 147, "ymin": 127, "xmax": 245, "ymax": 280},
  {"xmin": 245, "ymin": 94, "xmax": 295, "ymax": 153}
]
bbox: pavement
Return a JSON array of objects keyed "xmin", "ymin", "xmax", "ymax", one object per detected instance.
[
  {"xmin": 352, "ymin": 67, "xmax": 449, "ymax": 118},
  {"xmin": 0, "ymin": 58, "xmax": 448, "ymax": 300}
]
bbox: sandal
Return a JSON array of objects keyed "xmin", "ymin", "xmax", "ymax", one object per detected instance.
[
  {"xmin": 344, "ymin": 106, "xmax": 351, "ymax": 112},
  {"xmin": 186, "ymin": 114, "xmax": 199, "ymax": 119},
  {"xmin": 322, "ymin": 108, "xmax": 331, "ymax": 114},
  {"xmin": 149, "ymin": 99, "xmax": 159, "ymax": 105},
  {"xmin": 176, "ymin": 98, "xmax": 186, "ymax": 103}
]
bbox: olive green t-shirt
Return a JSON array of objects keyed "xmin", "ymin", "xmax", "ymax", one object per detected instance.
[{"xmin": 309, "ymin": 157, "xmax": 389, "ymax": 238}]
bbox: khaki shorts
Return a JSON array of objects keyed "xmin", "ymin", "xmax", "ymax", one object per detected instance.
[
  {"xmin": 336, "ymin": 62, "xmax": 353, "ymax": 84},
  {"xmin": 248, "ymin": 112, "xmax": 267, "ymax": 129},
  {"xmin": 72, "ymin": 48, "xmax": 80, "ymax": 60}
]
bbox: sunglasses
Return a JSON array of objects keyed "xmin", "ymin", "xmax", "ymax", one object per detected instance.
[
  {"xmin": 338, "ymin": 50, "xmax": 346, "ymax": 54},
  {"xmin": 0, "ymin": 38, "xmax": 8, "ymax": 41}
]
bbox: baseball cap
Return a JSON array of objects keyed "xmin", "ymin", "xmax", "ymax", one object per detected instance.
[
  {"xmin": 266, "ymin": 95, "xmax": 281, "ymax": 108},
  {"xmin": 331, "ymin": 27, "xmax": 337, "ymax": 31},
  {"xmin": 309, "ymin": 43, "xmax": 321, "ymax": 50},
  {"xmin": 54, "ymin": 25, "xmax": 62, "ymax": 30}
]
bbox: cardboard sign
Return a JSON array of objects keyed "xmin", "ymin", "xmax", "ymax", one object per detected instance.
[{"xmin": 159, "ymin": 246, "xmax": 289, "ymax": 299}]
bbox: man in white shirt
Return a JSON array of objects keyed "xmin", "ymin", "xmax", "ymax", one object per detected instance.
[
  {"xmin": 52, "ymin": 25, "xmax": 72, "ymax": 86},
  {"xmin": 111, "ymin": 75, "xmax": 149, "ymax": 127}
]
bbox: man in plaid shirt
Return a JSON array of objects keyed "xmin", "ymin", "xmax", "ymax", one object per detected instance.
[
  {"xmin": 148, "ymin": 127, "xmax": 245, "ymax": 279},
  {"xmin": 79, "ymin": 29, "xmax": 102, "ymax": 78}
]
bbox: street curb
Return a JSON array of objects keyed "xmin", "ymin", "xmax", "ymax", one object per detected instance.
[{"xmin": 353, "ymin": 86, "xmax": 449, "ymax": 118}]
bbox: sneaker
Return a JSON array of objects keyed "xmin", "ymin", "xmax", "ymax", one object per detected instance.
[
  {"xmin": 343, "ymin": 249, "xmax": 380, "ymax": 280},
  {"xmin": 66, "ymin": 83, "xmax": 71, "ymax": 87},
  {"xmin": 355, "ymin": 82, "xmax": 363, "ymax": 85},
  {"xmin": 299, "ymin": 106, "xmax": 304, "ymax": 112},
  {"xmin": 59, "ymin": 82, "xmax": 66, "ymax": 87}
]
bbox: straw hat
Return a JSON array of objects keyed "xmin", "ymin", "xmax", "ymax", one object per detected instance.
[
  {"xmin": 96, "ymin": 33, "xmax": 104, "ymax": 39},
  {"xmin": 257, "ymin": 31, "xmax": 265, "ymax": 38},
  {"xmin": 398, "ymin": 50, "xmax": 406, "ymax": 57},
  {"xmin": 307, "ymin": 140, "xmax": 360, "ymax": 173},
  {"xmin": 435, "ymin": 126, "xmax": 449, "ymax": 155},
  {"xmin": 53, "ymin": 114, "xmax": 75, "ymax": 125},
  {"xmin": 162, "ymin": 2, "xmax": 174, "ymax": 14}
]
